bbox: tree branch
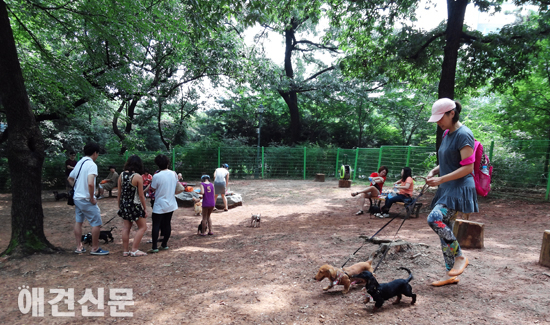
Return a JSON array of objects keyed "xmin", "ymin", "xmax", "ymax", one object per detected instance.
[
  {"xmin": 304, "ymin": 66, "xmax": 335, "ymax": 82},
  {"xmin": 407, "ymin": 31, "xmax": 445, "ymax": 60}
]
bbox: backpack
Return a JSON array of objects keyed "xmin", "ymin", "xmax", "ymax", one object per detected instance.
[{"xmin": 443, "ymin": 130, "xmax": 492, "ymax": 197}]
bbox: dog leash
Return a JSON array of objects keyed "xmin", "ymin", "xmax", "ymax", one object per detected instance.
[
  {"xmin": 102, "ymin": 215, "xmax": 118, "ymax": 227},
  {"xmin": 342, "ymin": 177, "xmax": 431, "ymax": 269}
]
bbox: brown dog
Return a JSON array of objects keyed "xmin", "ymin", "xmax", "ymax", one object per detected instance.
[
  {"xmin": 313, "ymin": 255, "xmax": 375, "ymax": 294},
  {"xmin": 194, "ymin": 200, "xmax": 202, "ymax": 216}
]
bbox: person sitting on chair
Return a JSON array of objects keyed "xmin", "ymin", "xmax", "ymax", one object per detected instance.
[
  {"xmin": 97, "ymin": 165, "xmax": 119, "ymax": 199},
  {"xmin": 378, "ymin": 167, "xmax": 414, "ymax": 218},
  {"xmin": 351, "ymin": 166, "xmax": 388, "ymax": 215}
]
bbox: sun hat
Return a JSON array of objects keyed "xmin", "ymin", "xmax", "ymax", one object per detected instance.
[
  {"xmin": 201, "ymin": 175, "xmax": 210, "ymax": 182},
  {"xmin": 222, "ymin": 163, "xmax": 229, "ymax": 168},
  {"xmin": 427, "ymin": 98, "xmax": 456, "ymax": 122}
]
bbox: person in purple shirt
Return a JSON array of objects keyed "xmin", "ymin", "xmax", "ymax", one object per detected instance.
[{"xmin": 198, "ymin": 175, "xmax": 216, "ymax": 236}]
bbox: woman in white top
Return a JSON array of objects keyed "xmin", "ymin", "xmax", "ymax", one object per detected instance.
[
  {"xmin": 148, "ymin": 154, "xmax": 182, "ymax": 253},
  {"xmin": 213, "ymin": 163, "xmax": 230, "ymax": 211}
]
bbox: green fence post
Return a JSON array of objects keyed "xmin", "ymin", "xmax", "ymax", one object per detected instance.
[
  {"xmin": 489, "ymin": 140, "xmax": 494, "ymax": 162},
  {"xmin": 406, "ymin": 146, "xmax": 412, "ymax": 167},
  {"xmin": 353, "ymin": 148, "xmax": 359, "ymax": 181},
  {"xmin": 377, "ymin": 146, "xmax": 383, "ymax": 171},
  {"xmin": 335, "ymin": 148, "xmax": 340, "ymax": 178},
  {"xmin": 303, "ymin": 147, "xmax": 307, "ymax": 180},
  {"xmin": 261, "ymin": 147, "xmax": 264, "ymax": 179},
  {"xmin": 218, "ymin": 147, "xmax": 220, "ymax": 168}
]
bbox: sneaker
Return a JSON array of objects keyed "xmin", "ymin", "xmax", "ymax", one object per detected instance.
[
  {"xmin": 355, "ymin": 210, "xmax": 364, "ymax": 215},
  {"xmin": 90, "ymin": 248, "xmax": 109, "ymax": 255},
  {"xmin": 96, "ymin": 195, "xmax": 104, "ymax": 200},
  {"xmin": 382, "ymin": 213, "xmax": 390, "ymax": 218},
  {"xmin": 160, "ymin": 246, "xmax": 169, "ymax": 250},
  {"xmin": 374, "ymin": 213, "xmax": 382, "ymax": 218},
  {"xmin": 74, "ymin": 248, "xmax": 86, "ymax": 254},
  {"xmin": 148, "ymin": 248, "xmax": 159, "ymax": 253}
]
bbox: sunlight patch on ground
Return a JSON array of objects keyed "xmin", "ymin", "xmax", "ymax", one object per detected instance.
[{"xmin": 176, "ymin": 246, "xmax": 224, "ymax": 253}]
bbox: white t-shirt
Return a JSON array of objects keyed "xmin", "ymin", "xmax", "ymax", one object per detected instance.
[
  {"xmin": 69, "ymin": 157, "xmax": 98, "ymax": 201},
  {"xmin": 151, "ymin": 170, "xmax": 178, "ymax": 214},
  {"xmin": 214, "ymin": 168, "xmax": 229, "ymax": 183}
]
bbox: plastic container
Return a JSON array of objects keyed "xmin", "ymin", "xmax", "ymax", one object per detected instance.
[{"xmin": 481, "ymin": 165, "xmax": 489, "ymax": 175}]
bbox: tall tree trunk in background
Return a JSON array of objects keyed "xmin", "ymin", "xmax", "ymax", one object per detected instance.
[
  {"xmin": 0, "ymin": 1, "xmax": 56, "ymax": 256},
  {"xmin": 280, "ymin": 18, "xmax": 302, "ymax": 144},
  {"xmin": 436, "ymin": 0, "xmax": 468, "ymax": 153}
]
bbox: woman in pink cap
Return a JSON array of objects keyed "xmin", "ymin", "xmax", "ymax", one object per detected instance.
[{"xmin": 425, "ymin": 98, "xmax": 478, "ymax": 286}]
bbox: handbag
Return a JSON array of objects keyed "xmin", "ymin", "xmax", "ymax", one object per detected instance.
[{"xmin": 67, "ymin": 160, "xmax": 87, "ymax": 206}]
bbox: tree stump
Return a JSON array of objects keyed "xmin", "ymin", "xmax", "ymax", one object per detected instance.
[
  {"xmin": 540, "ymin": 230, "xmax": 550, "ymax": 268},
  {"xmin": 338, "ymin": 179, "xmax": 351, "ymax": 188},
  {"xmin": 315, "ymin": 173, "xmax": 325, "ymax": 182},
  {"xmin": 453, "ymin": 219, "xmax": 484, "ymax": 249}
]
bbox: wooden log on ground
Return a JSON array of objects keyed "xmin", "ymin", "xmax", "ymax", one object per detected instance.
[
  {"xmin": 540, "ymin": 230, "xmax": 550, "ymax": 268},
  {"xmin": 453, "ymin": 219, "xmax": 484, "ymax": 249},
  {"xmin": 338, "ymin": 179, "xmax": 351, "ymax": 188},
  {"xmin": 315, "ymin": 173, "xmax": 325, "ymax": 182}
]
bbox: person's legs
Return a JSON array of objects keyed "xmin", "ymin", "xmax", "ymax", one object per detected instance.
[
  {"xmin": 132, "ymin": 217, "xmax": 147, "ymax": 252},
  {"xmin": 206, "ymin": 207, "xmax": 213, "ymax": 234},
  {"xmin": 151, "ymin": 213, "xmax": 162, "ymax": 250},
  {"xmin": 221, "ymin": 194, "xmax": 228, "ymax": 210},
  {"xmin": 355, "ymin": 186, "xmax": 379, "ymax": 213},
  {"xmin": 74, "ymin": 222, "xmax": 83, "ymax": 251},
  {"xmin": 382, "ymin": 194, "xmax": 407, "ymax": 213},
  {"xmin": 160, "ymin": 212, "xmax": 173, "ymax": 248},
  {"xmin": 122, "ymin": 219, "xmax": 132, "ymax": 253},
  {"xmin": 200, "ymin": 208, "xmax": 208, "ymax": 234},
  {"xmin": 91, "ymin": 226, "xmax": 101, "ymax": 252},
  {"xmin": 427, "ymin": 204, "xmax": 468, "ymax": 282}
]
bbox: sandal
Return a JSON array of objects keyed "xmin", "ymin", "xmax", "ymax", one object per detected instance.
[
  {"xmin": 74, "ymin": 248, "xmax": 86, "ymax": 254},
  {"xmin": 351, "ymin": 192, "xmax": 358, "ymax": 197},
  {"xmin": 355, "ymin": 210, "xmax": 364, "ymax": 215},
  {"xmin": 123, "ymin": 251, "xmax": 130, "ymax": 257},
  {"xmin": 199, "ymin": 233, "xmax": 207, "ymax": 236},
  {"xmin": 224, "ymin": 208, "xmax": 228, "ymax": 211},
  {"xmin": 130, "ymin": 250, "xmax": 147, "ymax": 257},
  {"xmin": 431, "ymin": 276, "xmax": 459, "ymax": 287},
  {"xmin": 208, "ymin": 232, "xmax": 214, "ymax": 236}
]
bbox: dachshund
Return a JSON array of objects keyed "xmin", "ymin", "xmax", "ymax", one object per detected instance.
[
  {"xmin": 81, "ymin": 226, "xmax": 116, "ymax": 245},
  {"xmin": 313, "ymin": 254, "xmax": 375, "ymax": 294},
  {"xmin": 356, "ymin": 267, "xmax": 416, "ymax": 311},
  {"xmin": 52, "ymin": 191, "xmax": 69, "ymax": 201}
]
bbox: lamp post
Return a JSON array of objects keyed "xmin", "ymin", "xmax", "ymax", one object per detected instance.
[{"xmin": 255, "ymin": 104, "xmax": 265, "ymax": 179}]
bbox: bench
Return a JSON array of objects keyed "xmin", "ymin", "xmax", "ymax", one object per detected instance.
[{"xmin": 369, "ymin": 195, "xmax": 423, "ymax": 219}]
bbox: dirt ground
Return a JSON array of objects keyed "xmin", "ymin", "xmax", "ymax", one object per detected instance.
[{"xmin": 1, "ymin": 179, "xmax": 549, "ymax": 325}]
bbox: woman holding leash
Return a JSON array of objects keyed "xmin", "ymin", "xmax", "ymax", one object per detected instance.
[
  {"xmin": 351, "ymin": 166, "xmax": 388, "ymax": 215},
  {"xmin": 425, "ymin": 98, "xmax": 478, "ymax": 286},
  {"xmin": 117, "ymin": 155, "xmax": 148, "ymax": 257}
]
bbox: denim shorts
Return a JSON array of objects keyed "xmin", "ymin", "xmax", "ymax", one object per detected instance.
[{"xmin": 74, "ymin": 199, "xmax": 102, "ymax": 227}]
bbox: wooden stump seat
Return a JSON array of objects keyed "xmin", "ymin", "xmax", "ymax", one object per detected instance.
[
  {"xmin": 540, "ymin": 230, "xmax": 550, "ymax": 268},
  {"xmin": 453, "ymin": 219, "xmax": 484, "ymax": 249}
]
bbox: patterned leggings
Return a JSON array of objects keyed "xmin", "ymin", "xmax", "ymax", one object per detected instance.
[{"xmin": 427, "ymin": 204, "xmax": 463, "ymax": 271}]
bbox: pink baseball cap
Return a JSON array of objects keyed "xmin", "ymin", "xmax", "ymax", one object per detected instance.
[{"xmin": 427, "ymin": 98, "xmax": 456, "ymax": 122}]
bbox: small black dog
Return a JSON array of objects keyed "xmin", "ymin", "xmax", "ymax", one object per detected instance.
[
  {"xmin": 356, "ymin": 267, "xmax": 416, "ymax": 311},
  {"xmin": 81, "ymin": 226, "xmax": 116, "ymax": 245},
  {"xmin": 52, "ymin": 191, "xmax": 69, "ymax": 201},
  {"xmin": 367, "ymin": 198, "xmax": 381, "ymax": 215}
]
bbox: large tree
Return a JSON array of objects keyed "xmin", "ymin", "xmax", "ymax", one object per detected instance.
[
  {"xmin": 0, "ymin": 0, "xmax": 55, "ymax": 256},
  {"xmin": 332, "ymin": 0, "xmax": 550, "ymax": 149}
]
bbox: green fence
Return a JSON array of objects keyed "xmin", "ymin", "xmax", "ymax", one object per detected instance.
[{"xmin": 1, "ymin": 141, "xmax": 550, "ymax": 200}]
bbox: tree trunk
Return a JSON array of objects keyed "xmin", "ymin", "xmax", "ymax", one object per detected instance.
[
  {"xmin": 0, "ymin": 1, "xmax": 56, "ymax": 257},
  {"xmin": 436, "ymin": 0, "xmax": 468, "ymax": 154},
  {"xmin": 281, "ymin": 19, "xmax": 301, "ymax": 144}
]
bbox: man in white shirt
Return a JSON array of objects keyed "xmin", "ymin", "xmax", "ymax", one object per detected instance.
[{"xmin": 68, "ymin": 143, "xmax": 109, "ymax": 255}]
